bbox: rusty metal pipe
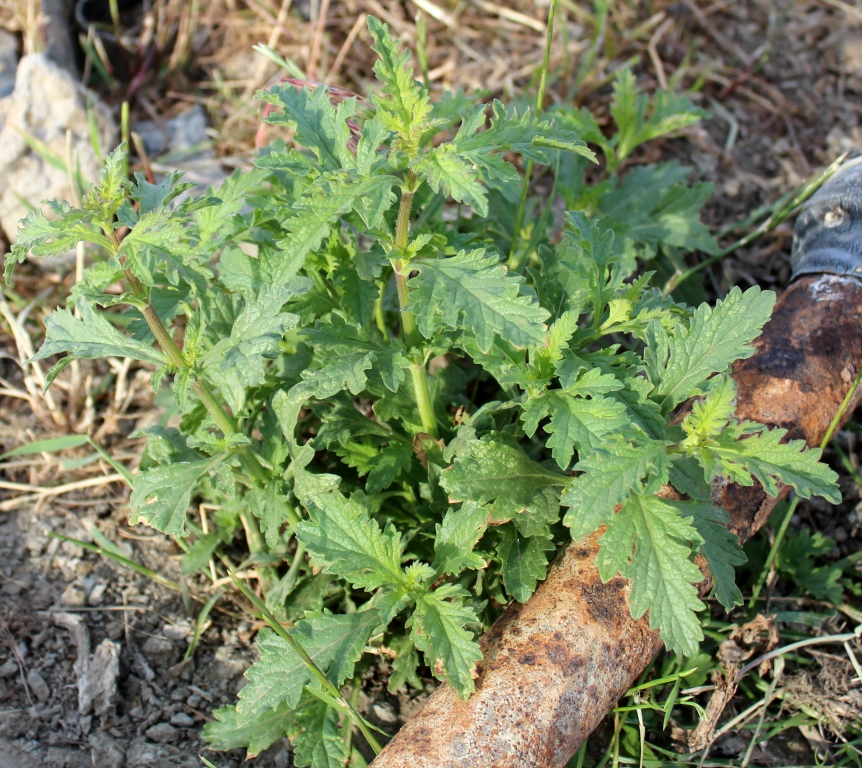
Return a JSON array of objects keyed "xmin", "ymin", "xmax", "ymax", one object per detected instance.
[{"xmin": 370, "ymin": 272, "xmax": 862, "ymax": 767}]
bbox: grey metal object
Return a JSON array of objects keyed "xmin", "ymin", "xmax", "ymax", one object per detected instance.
[{"xmin": 791, "ymin": 153, "xmax": 862, "ymax": 280}]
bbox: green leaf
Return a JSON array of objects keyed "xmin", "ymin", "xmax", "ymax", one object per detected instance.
[
  {"xmin": 610, "ymin": 69, "xmax": 707, "ymax": 162},
  {"xmin": 129, "ymin": 454, "xmax": 226, "ymax": 536},
  {"xmin": 297, "ymin": 490, "xmax": 405, "ymax": 590},
  {"xmin": 237, "ymin": 609, "xmax": 382, "ymax": 725},
  {"xmin": 441, "ymin": 431, "xmax": 568, "ymax": 524},
  {"xmin": 596, "ymin": 494, "xmax": 705, "ymax": 657},
  {"xmin": 596, "ymin": 164, "xmax": 718, "ymax": 260},
  {"xmin": 118, "ymin": 208, "xmax": 211, "ymax": 292},
  {"xmin": 302, "ymin": 315, "xmax": 410, "ymax": 396},
  {"xmin": 778, "ymin": 529, "xmax": 844, "ymax": 603},
  {"xmin": 387, "ymin": 634, "xmax": 423, "ymax": 693},
  {"xmin": 710, "ymin": 426, "xmax": 840, "ymax": 503},
  {"xmin": 521, "ymin": 390, "xmax": 628, "ymax": 470},
  {"xmin": 413, "ymin": 147, "xmax": 488, "ymax": 215},
  {"xmin": 203, "ymin": 703, "xmax": 293, "ymax": 758},
  {"xmin": 498, "ymin": 525, "xmax": 554, "ymax": 603},
  {"xmin": 6, "ymin": 202, "xmax": 111, "ymax": 282},
  {"xmin": 289, "ymin": 696, "xmax": 348, "ymax": 768},
  {"xmin": 408, "ymin": 583, "xmax": 482, "ymax": 698},
  {"xmin": 688, "ymin": 502, "xmax": 745, "ymax": 610},
  {"xmin": 681, "ymin": 374, "xmax": 737, "ymax": 443},
  {"xmin": 32, "ymin": 297, "xmax": 166, "ymax": 387},
  {"xmin": 247, "ymin": 482, "xmax": 295, "ymax": 548},
  {"xmin": 409, "ymin": 249, "xmax": 550, "ymax": 353},
  {"xmin": 562, "ymin": 437, "xmax": 668, "ymax": 540},
  {"xmin": 261, "ymin": 83, "xmax": 353, "ymax": 171},
  {"xmin": 82, "ymin": 143, "xmax": 129, "ymax": 223},
  {"xmin": 275, "ymin": 173, "xmax": 397, "ymax": 282},
  {"xmin": 367, "ymin": 16, "xmax": 433, "ymax": 154},
  {"xmin": 433, "ymin": 501, "xmax": 489, "ymax": 577},
  {"xmin": 454, "ymin": 99, "xmax": 595, "ymax": 169},
  {"xmin": 646, "ymin": 286, "xmax": 775, "ymax": 412},
  {"xmin": 202, "ymin": 282, "xmax": 304, "ymax": 407}
]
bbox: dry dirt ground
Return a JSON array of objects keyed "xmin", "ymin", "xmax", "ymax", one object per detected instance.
[{"xmin": 1, "ymin": 1, "xmax": 861, "ymax": 767}]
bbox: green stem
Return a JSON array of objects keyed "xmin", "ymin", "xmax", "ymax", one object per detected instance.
[
  {"xmin": 229, "ymin": 571, "xmax": 383, "ymax": 755},
  {"xmin": 508, "ymin": 0, "xmax": 556, "ymax": 269},
  {"xmin": 748, "ymin": 360, "xmax": 862, "ymax": 610},
  {"xmin": 123, "ymin": 267, "xmax": 272, "ymax": 583},
  {"xmin": 392, "ymin": 178, "xmax": 438, "ymax": 437}
]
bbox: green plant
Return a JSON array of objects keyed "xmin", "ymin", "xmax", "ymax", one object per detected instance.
[{"xmin": 5, "ymin": 17, "xmax": 839, "ymax": 765}]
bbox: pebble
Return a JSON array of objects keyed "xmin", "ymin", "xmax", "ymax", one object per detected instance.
[
  {"xmin": 144, "ymin": 722, "xmax": 178, "ymax": 743},
  {"xmin": 27, "ymin": 670, "xmax": 50, "ymax": 702},
  {"xmin": 169, "ymin": 712, "xmax": 194, "ymax": 728},
  {"xmin": 62, "ymin": 582, "xmax": 87, "ymax": 607},
  {"xmin": 0, "ymin": 658, "xmax": 18, "ymax": 678},
  {"xmin": 88, "ymin": 582, "xmax": 107, "ymax": 606},
  {"xmin": 185, "ymin": 694, "xmax": 201, "ymax": 708}
]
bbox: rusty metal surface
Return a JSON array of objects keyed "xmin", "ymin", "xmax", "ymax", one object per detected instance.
[{"xmin": 370, "ymin": 274, "xmax": 862, "ymax": 768}]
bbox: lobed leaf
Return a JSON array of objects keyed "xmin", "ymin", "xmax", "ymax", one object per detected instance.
[{"xmin": 409, "ymin": 249, "xmax": 550, "ymax": 353}]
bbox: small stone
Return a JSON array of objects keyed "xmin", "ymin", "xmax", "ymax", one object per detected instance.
[
  {"xmin": 169, "ymin": 712, "xmax": 194, "ymax": 728},
  {"xmin": 0, "ymin": 658, "xmax": 17, "ymax": 677},
  {"xmin": 145, "ymin": 723, "xmax": 178, "ymax": 743},
  {"xmin": 141, "ymin": 636, "xmax": 174, "ymax": 657},
  {"xmin": 88, "ymin": 582, "xmax": 107, "ymax": 606},
  {"xmin": 27, "ymin": 669, "xmax": 50, "ymax": 702},
  {"xmin": 90, "ymin": 731, "xmax": 125, "ymax": 768},
  {"xmin": 274, "ymin": 747, "xmax": 290, "ymax": 768},
  {"xmin": 185, "ymin": 694, "xmax": 201, "ymax": 708},
  {"xmin": 372, "ymin": 701, "xmax": 398, "ymax": 724},
  {"xmin": 62, "ymin": 582, "xmax": 87, "ymax": 607}
]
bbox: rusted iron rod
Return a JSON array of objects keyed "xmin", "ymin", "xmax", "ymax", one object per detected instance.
[{"xmin": 370, "ymin": 273, "xmax": 862, "ymax": 767}]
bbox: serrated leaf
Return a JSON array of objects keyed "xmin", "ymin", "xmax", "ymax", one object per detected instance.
[
  {"xmin": 118, "ymin": 208, "xmax": 212, "ymax": 292},
  {"xmin": 408, "ymin": 583, "xmax": 482, "ymax": 698},
  {"xmin": 261, "ymin": 83, "xmax": 354, "ymax": 170},
  {"xmin": 413, "ymin": 147, "xmax": 488, "ymax": 215},
  {"xmin": 302, "ymin": 315, "xmax": 409, "ymax": 396},
  {"xmin": 409, "ymin": 249, "xmax": 550, "ymax": 353},
  {"xmin": 682, "ymin": 374, "xmax": 737, "ymax": 442},
  {"xmin": 562, "ymin": 437, "xmax": 668, "ymax": 540},
  {"xmin": 646, "ymin": 286, "xmax": 775, "ymax": 412},
  {"xmin": 237, "ymin": 609, "xmax": 382, "ymax": 725},
  {"xmin": 82, "ymin": 143, "xmax": 129, "ymax": 223},
  {"xmin": 129, "ymin": 454, "xmax": 225, "ymax": 536},
  {"xmin": 128, "ymin": 171, "xmax": 196, "ymax": 213},
  {"xmin": 596, "ymin": 494, "xmax": 705, "ymax": 656},
  {"xmin": 498, "ymin": 525, "xmax": 554, "ymax": 603},
  {"xmin": 711, "ymin": 426, "xmax": 840, "ymax": 503},
  {"xmin": 611, "ymin": 69, "xmax": 707, "ymax": 162},
  {"xmin": 367, "ymin": 16, "xmax": 433, "ymax": 154},
  {"xmin": 387, "ymin": 634, "xmax": 423, "ymax": 694},
  {"xmin": 454, "ymin": 99, "xmax": 595, "ymax": 170},
  {"xmin": 441, "ymin": 431, "xmax": 568, "ymax": 524},
  {"xmin": 195, "ymin": 167, "xmax": 269, "ymax": 247},
  {"xmin": 7, "ymin": 202, "xmax": 112, "ymax": 282},
  {"xmin": 289, "ymin": 696, "xmax": 348, "ymax": 768},
  {"xmin": 202, "ymin": 282, "xmax": 304, "ymax": 407},
  {"xmin": 365, "ymin": 439, "xmax": 414, "ymax": 493},
  {"xmin": 275, "ymin": 173, "xmax": 397, "ymax": 283},
  {"xmin": 31, "ymin": 297, "xmax": 166, "ymax": 386},
  {"xmin": 297, "ymin": 490, "xmax": 405, "ymax": 590},
  {"xmin": 203, "ymin": 703, "xmax": 294, "ymax": 758},
  {"xmin": 248, "ymin": 482, "xmax": 295, "ymax": 548},
  {"xmin": 596, "ymin": 164, "xmax": 718, "ymax": 260},
  {"xmin": 521, "ymin": 390, "xmax": 628, "ymax": 470},
  {"xmin": 433, "ymin": 501, "xmax": 489, "ymax": 577},
  {"xmin": 688, "ymin": 502, "xmax": 745, "ymax": 610}
]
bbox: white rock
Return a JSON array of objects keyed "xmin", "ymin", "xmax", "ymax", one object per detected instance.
[{"xmin": 0, "ymin": 54, "xmax": 116, "ymax": 248}]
